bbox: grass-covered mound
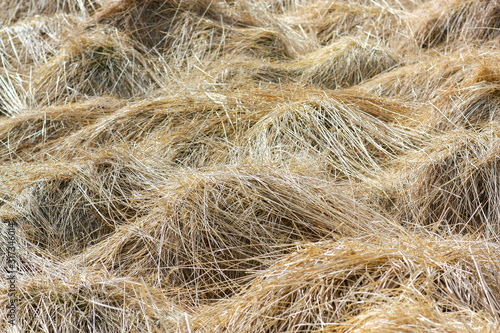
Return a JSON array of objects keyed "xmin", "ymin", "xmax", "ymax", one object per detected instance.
[
  {"xmin": 75, "ymin": 165, "xmax": 394, "ymax": 304},
  {"xmin": 192, "ymin": 236, "xmax": 500, "ymax": 332},
  {"xmin": 1, "ymin": 0, "xmax": 500, "ymax": 331}
]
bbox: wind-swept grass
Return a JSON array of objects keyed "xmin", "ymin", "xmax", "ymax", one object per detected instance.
[
  {"xmin": 1, "ymin": 0, "xmax": 500, "ymax": 331},
  {"xmin": 192, "ymin": 236, "xmax": 500, "ymax": 332},
  {"xmin": 384, "ymin": 125, "xmax": 500, "ymax": 239},
  {"xmin": 73, "ymin": 164, "xmax": 394, "ymax": 304},
  {"xmin": 289, "ymin": 36, "xmax": 399, "ymax": 89},
  {"xmin": 0, "ymin": 268, "xmax": 184, "ymax": 332}
]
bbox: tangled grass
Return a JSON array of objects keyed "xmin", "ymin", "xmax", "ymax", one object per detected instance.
[
  {"xmin": 1, "ymin": 0, "xmax": 500, "ymax": 331},
  {"xmin": 384, "ymin": 125, "xmax": 500, "ymax": 239},
  {"xmin": 0, "ymin": 268, "xmax": 184, "ymax": 332},
  {"xmin": 192, "ymin": 236, "xmax": 500, "ymax": 332},
  {"xmin": 74, "ymin": 165, "xmax": 394, "ymax": 304}
]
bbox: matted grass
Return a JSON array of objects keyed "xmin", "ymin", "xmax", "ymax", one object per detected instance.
[
  {"xmin": 0, "ymin": 268, "xmax": 184, "ymax": 332},
  {"xmin": 192, "ymin": 236, "xmax": 500, "ymax": 332},
  {"xmin": 1, "ymin": 0, "xmax": 500, "ymax": 331},
  {"xmin": 241, "ymin": 89, "xmax": 426, "ymax": 180},
  {"xmin": 289, "ymin": 36, "xmax": 399, "ymax": 89},
  {"xmin": 74, "ymin": 165, "xmax": 395, "ymax": 304},
  {"xmin": 383, "ymin": 125, "xmax": 500, "ymax": 239},
  {"xmin": 358, "ymin": 49, "xmax": 500, "ymax": 102},
  {"xmin": 1, "ymin": 147, "xmax": 168, "ymax": 257},
  {"xmin": 405, "ymin": 0, "xmax": 500, "ymax": 50},
  {"xmin": 32, "ymin": 27, "xmax": 161, "ymax": 106},
  {"xmin": 0, "ymin": 96, "xmax": 123, "ymax": 162}
]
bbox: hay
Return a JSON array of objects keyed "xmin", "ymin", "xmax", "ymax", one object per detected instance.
[
  {"xmin": 202, "ymin": 55, "xmax": 293, "ymax": 88},
  {"xmin": 286, "ymin": 1, "xmax": 402, "ymax": 45},
  {"xmin": 289, "ymin": 36, "xmax": 399, "ymax": 89},
  {"xmin": 49, "ymin": 91, "xmax": 262, "ymax": 166},
  {"xmin": 32, "ymin": 27, "xmax": 160, "ymax": 106},
  {"xmin": 91, "ymin": 0, "xmax": 317, "ymax": 72},
  {"xmin": 192, "ymin": 237, "xmax": 500, "ymax": 332},
  {"xmin": 91, "ymin": 0, "xmax": 234, "ymax": 50},
  {"xmin": 386, "ymin": 125, "xmax": 500, "ymax": 239},
  {"xmin": 241, "ymin": 90, "xmax": 426, "ymax": 180},
  {"xmin": 3, "ymin": 0, "xmax": 500, "ymax": 330},
  {"xmin": 358, "ymin": 49, "xmax": 500, "ymax": 102},
  {"xmin": 0, "ymin": 14, "xmax": 82, "ymax": 70},
  {"xmin": 335, "ymin": 296, "xmax": 499, "ymax": 333},
  {"xmin": 225, "ymin": 24, "xmax": 316, "ymax": 60},
  {"xmin": 0, "ymin": 218, "xmax": 62, "ymax": 279},
  {"xmin": 75, "ymin": 165, "xmax": 394, "ymax": 303},
  {"xmin": 4, "ymin": 163, "xmax": 114, "ymax": 257},
  {"xmin": 0, "ymin": 268, "xmax": 183, "ymax": 332},
  {"xmin": 0, "ymin": 0, "xmax": 97, "ymax": 25},
  {"xmin": 0, "ymin": 69, "xmax": 25, "ymax": 117},
  {"xmin": 2, "ymin": 148, "xmax": 167, "ymax": 256},
  {"xmin": 427, "ymin": 82, "xmax": 500, "ymax": 131},
  {"xmin": 0, "ymin": 97, "xmax": 123, "ymax": 162},
  {"xmin": 406, "ymin": 0, "xmax": 500, "ymax": 50}
]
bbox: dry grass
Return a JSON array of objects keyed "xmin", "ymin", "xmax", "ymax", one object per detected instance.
[
  {"xmin": 358, "ymin": 49, "xmax": 500, "ymax": 102},
  {"xmin": 405, "ymin": 0, "xmax": 500, "ymax": 50},
  {"xmin": 288, "ymin": 36, "xmax": 399, "ymax": 89},
  {"xmin": 0, "ymin": 218, "xmax": 61, "ymax": 278},
  {"xmin": 0, "ymin": 268, "xmax": 184, "ymax": 332},
  {"xmin": 2, "ymin": 0, "xmax": 500, "ymax": 331},
  {"xmin": 192, "ymin": 236, "xmax": 500, "ymax": 332},
  {"xmin": 33, "ymin": 27, "xmax": 160, "ymax": 106},
  {"xmin": 241, "ymin": 89, "xmax": 426, "ymax": 180},
  {"xmin": 0, "ymin": 97, "xmax": 123, "ymax": 162},
  {"xmin": 0, "ymin": 69, "xmax": 26, "ymax": 117},
  {"xmin": 1, "ymin": 148, "xmax": 168, "ymax": 257},
  {"xmin": 0, "ymin": 13, "xmax": 82, "ymax": 70},
  {"xmin": 48, "ymin": 90, "xmax": 264, "ymax": 166},
  {"xmin": 383, "ymin": 125, "xmax": 500, "ymax": 239},
  {"xmin": 335, "ymin": 296, "xmax": 499, "ymax": 333},
  {"xmin": 91, "ymin": 0, "xmax": 233, "ymax": 50},
  {"xmin": 285, "ymin": 1, "xmax": 405, "ymax": 45},
  {"xmin": 73, "ymin": 165, "xmax": 396, "ymax": 304},
  {"xmin": 0, "ymin": 0, "xmax": 97, "ymax": 25},
  {"xmin": 426, "ymin": 82, "xmax": 500, "ymax": 131}
]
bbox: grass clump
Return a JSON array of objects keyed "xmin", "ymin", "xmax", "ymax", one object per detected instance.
[
  {"xmin": 192, "ymin": 236, "xmax": 500, "ymax": 332},
  {"xmin": 33, "ymin": 27, "xmax": 160, "ymax": 106},
  {"xmin": 50, "ymin": 91, "xmax": 261, "ymax": 166},
  {"xmin": 0, "ymin": 268, "xmax": 183, "ymax": 332},
  {"xmin": 0, "ymin": 0, "xmax": 97, "ymax": 25},
  {"xmin": 407, "ymin": 0, "xmax": 500, "ymax": 50},
  {"xmin": 3, "ymin": 0, "xmax": 500, "ymax": 331},
  {"xmin": 2, "ymin": 148, "xmax": 167, "ymax": 256},
  {"xmin": 358, "ymin": 49, "xmax": 500, "ymax": 102},
  {"xmin": 335, "ymin": 297, "xmax": 499, "ymax": 333},
  {"xmin": 75, "ymin": 165, "xmax": 394, "ymax": 303},
  {"xmin": 288, "ymin": 1, "xmax": 403, "ymax": 45},
  {"xmin": 427, "ymin": 82, "xmax": 500, "ymax": 131},
  {"xmin": 91, "ymin": 0, "xmax": 233, "ymax": 50},
  {"xmin": 385, "ymin": 125, "xmax": 500, "ymax": 239},
  {"xmin": 290, "ymin": 36, "xmax": 399, "ymax": 89},
  {"xmin": 0, "ymin": 14, "xmax": 82, "ymax": 70},
  {"xmin": 241, "ymin": 90, "xmax": 425, "ymax": 180},
  {"xmin": 0, "ymin": 97, "xmax": 123, "ymax": 162}
]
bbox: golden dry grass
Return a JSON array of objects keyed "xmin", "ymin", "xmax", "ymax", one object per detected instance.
[
  {"xmin": 0, "ymin": 268, "xmax": 184, "ymax": 332},
  {"xmin": 405, "ymin": 0, "xmax": 500, "ymax": 50},
  {"xmin": 32, "ymin": 27, "xmax": 161, "ymax": 106},
  {"xmin": 289, "ymin": 36, "xmax": 399, "ymax": 89},
  {"xmin": 0, "ymin": 97, "xmax": 123, "ymax": 162},
  {"xmin": 382, "ymin": 124, "xmax": 500, "ymax": 239},
  {"xmin": 192, "ymin": 236, "xmax": 500, "ymax": 332},
  {"xmin": 73, "ymin": 164, "xmax": 395, "ymax": 304},
  {"xmin": 1, "ymin": 0, "xmax": 500, "ymax": 331}
]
